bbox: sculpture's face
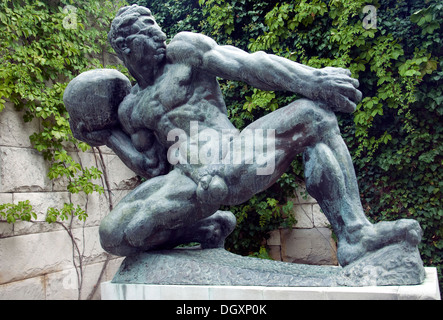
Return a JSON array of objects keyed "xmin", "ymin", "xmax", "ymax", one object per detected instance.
[{"xmin": 124, "ymin": 15, "xmax": 167, "ymax": 68}]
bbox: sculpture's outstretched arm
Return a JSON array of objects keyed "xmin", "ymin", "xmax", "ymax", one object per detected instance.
[{"xmin": 167, "ymin": 32, "xmax": 362, "ymax": 113}]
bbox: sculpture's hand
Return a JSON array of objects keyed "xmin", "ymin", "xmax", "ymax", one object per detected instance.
[
  {"xmin": 106, "ymin": 128, "xmax": 169, "ymax": 179},
  {"xmin": 141, "ymin": 142, "xmax": 170, "ymax": 177},
  {"xmin": 308, "ymin": 67, "xmax": 362, "ymax": 113},
  {"xmin": 71, "ymin": 121, "xmax": 113, "ymax": 147}
]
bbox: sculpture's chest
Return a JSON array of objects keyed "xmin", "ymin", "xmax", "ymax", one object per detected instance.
[
  {"xmin": 155, "ymin": 64, "xmax": 193, "ymax": 109},
  {"xmin": 133, "ymin": 64, "xmax": 193, "ymax": 129}
]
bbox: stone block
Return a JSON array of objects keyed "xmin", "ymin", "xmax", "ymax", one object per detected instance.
[
  {"xmin": 45, "ymin": 267, "xmax": 79, "ymax": 300},
  {"xmin": 0, "ymin": 101, "xmax": 40, "ymax": 148},
  {"xmin": 0, "ymin": 226, "xmax": 111, "ymax": 285},
  {"xmin": 104, "ymin": 256, "xmax": 124, "ymax": 280},
  {"xmin": 0, "ymin": 221, "xmax": 13, "ymax": 238},
  {"xmin": 0, "ymin": 147, "xmax": 51, "ymax": 192},
  {"xmin": 109, "ymin": 189, "xmax": 133, "ymax": 206},
  {"xmin": 0, "ymin": 230, "xmax": 73, "ymax": 284},
  {"xmin": 0, "ymin": 248, "xmax": 123, "ymax": 299},
  {"xmin": 79, "ymin": 260, "xmax": 113, "ymax": 300},
  {"xmin": 267, "ymin": 245, "xmax": 282, "ymax": 261},
  {"xmin": 208, "ymin": 286, "xmax": 264, "ymax": 300},
  {"xmin": 267, "ymin": 229, "xmax": 280, "ymax": 246},
  {"xmin": 280, "ymin": 228, "xmax": 338, "ymax": 266},
  {"xmin": 0, "ymin": 276, "xmax": 46, "ymax": 300},
  {"xmin": 13, "ymin": 192, "xmax": 69, "ymax": 217},
  {"xmin": 0, "ymin": 192, "xmax": 13, "ymax": 205},
  {"xmin": 97, "ymin": 145, "xmax": 115, "ymax": 155},
  {"xmin": 313, "ymin": 204, "xmax": 330, "ymax": 228},
  {"xmin": 45, "ymin": 260, "xmax": 113, "ymax": 300},
  {"xmin": 70, "ymin": 192, "xmax": 112, "ymax": 229},
  {"xmin": 101, "ymin": 268, "xmax": 441, "ymax": 300},
  {"xmin": 293, "ymin": 184, "xmax": 317, "ymax": 204},
  {"xmin": 293, "ymin": 204, "xmax": 314, "ymax": 228},
  {"xmin": 104, "ymin": 154, "xmax": 140, "ymax": 190},
  {"xmin": 71, "ymin": 226, "xmax": 108, "ymax": 265}
]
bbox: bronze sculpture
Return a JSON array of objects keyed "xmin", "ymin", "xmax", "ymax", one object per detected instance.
[{"xmin": 64, "ymin": 5, "xmax": 425, "ymax": 286}]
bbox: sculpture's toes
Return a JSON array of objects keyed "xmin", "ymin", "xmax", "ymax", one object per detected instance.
[
  {"xmin": 363, "ymin": 219, "xmax": 422, "ymax": 251},
  {"xmin": 199, "ymin": 210, "xmax": 237, "ymax": 249},
  {"xmin": 396, "ymin": 219, "xmax": 422, "ymax": 246}
]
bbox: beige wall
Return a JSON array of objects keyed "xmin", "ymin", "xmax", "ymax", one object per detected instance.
[
  {"xmin": 0, "ymin": 101, "xmax": 138, "ymax": 299},
  {"xmin": 267, "ymin": 187, "xmax": 338, "ymax": 266}
]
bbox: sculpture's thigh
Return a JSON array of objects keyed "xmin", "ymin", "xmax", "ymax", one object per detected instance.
[
  {"xmin": 222, "ymin": 99, "xmax": 337, "ymax": 205},
  {"xmin": 245, "ymin": 98, "xmax": 337, "ymax": 146}
]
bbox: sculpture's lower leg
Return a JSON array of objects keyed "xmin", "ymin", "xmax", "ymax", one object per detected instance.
[{"xmin": 303, "ymin": 135, "xmax": 422, "ymax": 266}]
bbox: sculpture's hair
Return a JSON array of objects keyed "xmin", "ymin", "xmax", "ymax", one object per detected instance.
[{"xmin": 108, "ymin": 4, "xmax": 153, "ymax": 57}]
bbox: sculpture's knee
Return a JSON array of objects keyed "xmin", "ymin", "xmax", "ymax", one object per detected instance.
[
  {"xmin": 99, "ymin": 216, "xmax": 120, "ymax": 254},
  {"xmin": 99, "ymin": 207, "xmax": 138, "ymax": 256},
  {"xmin": 295, "ymin": 99, "xmax": 340, "ymax": 143}
]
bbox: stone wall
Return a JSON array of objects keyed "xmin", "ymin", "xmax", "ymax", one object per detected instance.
[
  {"xmin": 0, "ymin": 100, "xmax": 337, "ymax": 300},
  {"xmin": 267, "ymin": 188, "xmax": 338, "ymax": 266},
  {"xmin": 0, "ymin": 101, "xmax": 138, "ymax": 299}
]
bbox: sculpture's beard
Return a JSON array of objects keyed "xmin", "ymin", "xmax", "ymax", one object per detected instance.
[
  {"xmin": 153, "ymin": 45, "xmax": 166, "ymax": 63},
  {"xmin": 124, "ymin": 37, "xmax": 165, "ymax": 76},
  {"xmin": 132, "ymin": 31, "xmax": 167, "ymax": 64}
]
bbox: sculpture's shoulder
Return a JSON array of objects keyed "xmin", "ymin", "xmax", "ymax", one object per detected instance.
[{"xmin": 167, "ymin": 31, "xmax": 217, "ymax": 66}]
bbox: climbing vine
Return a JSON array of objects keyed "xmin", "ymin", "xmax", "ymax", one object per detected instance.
[{"xmin": 0, "ymin": 0, "xmax": 128, "ymax": 299}]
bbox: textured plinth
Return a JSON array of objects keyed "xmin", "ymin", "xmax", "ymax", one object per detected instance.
[
  {"xmin": 101, "ymin": 268, "xmax": 440, "ymax": 300},
  {"xmin": 111, "ymin": 246, "xmax": 425, "ymax": 287}
]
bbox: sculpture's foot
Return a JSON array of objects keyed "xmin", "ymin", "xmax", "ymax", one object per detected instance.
[
  {"xmin": 334, "ymin": 219, "xmax": 425, "ymax": 286},
  {"xmin": 170, "ymin": 210, "xmax": 237, "ymax": 249},
  {"xmin": 338, "ymin": 218, "xmax": 422, "ymax": 267},
  {"xmin": 195, "ymin": 210, "xmax": 237, "ymax": 249}
]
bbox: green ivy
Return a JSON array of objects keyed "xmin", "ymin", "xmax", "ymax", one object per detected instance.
[
  {"xmin": 0, "ymin": 0, "xmax": 128, "ymax": 223},
  {"xmin": 0, "ymin": 200, "xmax": 36, "ymax": 224},
  {"xmin": 127, "ymin": 0, "xmax": 442, "ymax": 290}
]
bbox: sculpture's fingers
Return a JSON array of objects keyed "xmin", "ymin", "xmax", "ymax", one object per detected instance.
[
  {"xmin": 336, "ymin": 82, "xmax": 362, "ymax": 103},
  {"xmin": 332, "ymin": 94, "xmax": 357, "ymax": 113},
  {"xmin": 335, "ymin": 67, "xmax": 352, "ymax": 77}
]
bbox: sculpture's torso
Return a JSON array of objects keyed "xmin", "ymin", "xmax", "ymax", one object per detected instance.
[{"xmin": 118, "ymin": 62, "xmax": 236, "ymax": 149}]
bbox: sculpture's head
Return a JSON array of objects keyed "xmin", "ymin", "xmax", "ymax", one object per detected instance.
[{"xmin": 108, "ymin": 5, "xmax": 167, "ymax": 86}]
